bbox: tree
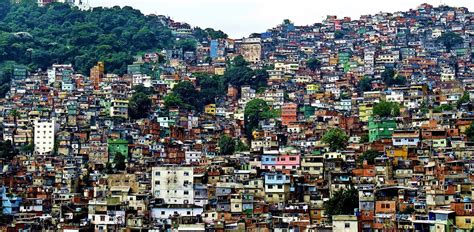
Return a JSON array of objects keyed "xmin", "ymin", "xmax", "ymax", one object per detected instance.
[
  {"xmin": 164, "ymin": 93, "xmax": 186, "ymax": 109},
  {"xmin": 324, "ymin": 188, "xmax": 358, "ymax": 219},
  {"xmin": 359, "ymin": 134, "xmax": 369, "ymax": 143},
  {"xmin": 465, "ymin": 123, "xmax": 474, "ymax": 141},
  {"xmin": 235, "ymin": 140, "xmax": 249, "ymax": 152},
  {"xmin": 0, "ymin": 2, "xmax": 176, "ymax": 76},
  {"xmin": 205, "ymin": 28, "xmax": 228, "ymax": 39},
  {"xmin": 20, "ymin": 143, "xmax": 34, "ymax": 154},
  {"xmin": 381, "ymin": 68, "xmax": 406, "ymax": 87},
  {"xmin": 113, "ymin": 152, "xmax": 126, "ymax": 171},
  {"xmin": 197, "ymin": 74, "xmax": 225, "ymax": 105},
  {"xmin": 372, "ymin": 101, "xmax": 400, "ymax": 118},
  {"xmin": 244, "ymin": 99, "xmax": 273, "ymax": 139},
  {"xmin": 0, "ymin": 140, "xmax": 17, "ymax": 161},
  {"xmin": 252, "ymin": 69, "xmax": 269, "ymax": 89},
  {"xmin": 218, "ymin": 135, "xmax": 235, "ymax": 155},
  {"xmin": 359, "ymin": 77, "xmax": 372, "ymax": 92},
  {"xmin": 172, "ymin": 81, "xmax": 201, "ymax": 110},
  {"xmin": 128, "ymin": 92, "xmax": 152, "ymax": 119},
  {"xmin": 175, "ymin": 38, "xmax": 197, "ymax": 52},
  {"xmin": 321, "ymin": 128, "xmax": 349, "ymax": 152},
  {"xmin": 457, "ymin": 91, "xmax": 470, "ymax": 109},
  {"xmin": 433, "ymin": 104, "xmax": 454, "ymax": 113},
  {"xmin": 334, "ymin": 30, "xmax": 345, "ymax": 39},
  {"xmin": 358, "ymin": 150, "xmax": 381, "ymax": 165},
  {"xmin": 437, "ymin": 31, "xmax": 463, "ymax": 51},
  {"xmin": 232, "ymin": 55, "xmax": 248, "ymax": 67},
  {"xmin": 306, "ymin": 58, "xmax": 321, "ymax": 72}
]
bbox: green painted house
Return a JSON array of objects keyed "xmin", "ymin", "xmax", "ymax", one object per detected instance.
[
  {"xmin": 108, "ymin": 139, "xmax": 129, "ymax": 161},
  {"xmin": 368, "ymin": 118, "xmax": 397, "ymax": 142}
]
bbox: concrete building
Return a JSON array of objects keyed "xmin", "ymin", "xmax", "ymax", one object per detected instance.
[
  {"xmin": 34, "ymin": 119, "xmax": 58, "ymax": 155},
  {"xmin": 152, "ymin": 166, "xmax": 194, "ymax": 204}
]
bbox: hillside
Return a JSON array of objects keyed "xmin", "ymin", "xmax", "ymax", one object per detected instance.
[{"xmin": 0, "ymin": 1, "xmax": 174, "ymax": 75}]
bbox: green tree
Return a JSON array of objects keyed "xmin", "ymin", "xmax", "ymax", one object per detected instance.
[
  {"xmin": 381, "ymin": 68, "xmax": 406, "ymax": 87},
  {"xmin": 205, "ymin": 28, "xmax": 228, "ymax": 39},
  {"xmin": 437, "ymin": 31, "xmax": 463, "ymax": 51},
  {"xmin": 372, "ymin": 101, "xmax": 400, "ymax": 118},
  {"xmin": 128, "ymin": 92, "xmax": 152, "ymax": 119},
  {"xmin": 218, "ymin": 135, "xmax": 235, "ymax": 155},
  {"xmin": 113, "ymin": 152, "xmax": 126, "ymax": 171},
  {"xmin": 244, "ymin": 99, "xmax": 273, "ymax": 139},
  {"xmin": 359, "ymin": 77, "xmax": 372, "ymax": 92},
  {"xmin": 357, "ymin": 150, "xmax": 380, "ymax": 165},
  {"xmin": 175, "ymin": 38, "xmax": 197, "ymax": 52},
  {"xmin": 0, "ymin": 140, "xmax": 17, "ymax": 161},
  {"xmin": 235, "ymin": 140, "xmax": 249, "ymax": 152},
  {"xmin": 359, "ymin": 134, "xmax": 369, "ymax": 143},
  {"xmin": 172, "ymin": 81, "xmax": 201, "ymax": 110},
  {"xmin": 433, "ymin": 104, "xmax": 454, "ymax": 113},
  {"xmin": 197, "ymin": 74, "xmax": 225, "ymax": 105},
  {"xmin": 324, "ymin": 188, "xmax": 358, "ymax": 219},
  {"xmin": 164, "ymin": 93, "xmax": 186, "ymax": 109},
  {"xmin": 232, "ymin": 55, "xmax": 248, "ymax": 67},
  {"xmin": 321, "ymin": 128, "xmax": 349, "ymax": 152},
  {"xmin": 306, "ymin": 58, "xmax": 321, "ymax": 72},
  {"xmin": 334, "ymin": 30, "xmax": 345, "ymax": 39},
  {"xmin": 457, "ymin": 91, "xmax": 470, "ymax": 109},
  {"xmin": 0, "ymin": 2, "xmax": 175, "ymax": 75},
  {"xmin": 465, "ymin": 123, "xmax": 474, "ymax": 141},
  {"xmin": 20, "ymin": 143, "xmax": 34, "ymax": 154}
]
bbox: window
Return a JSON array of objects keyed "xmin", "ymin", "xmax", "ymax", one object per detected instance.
[
  {"xmin": 154, "ymin": 181, "xmax": 160, "ymax": 185},
  {"xmin": 235, "ymin": 204, "xmax": 240, "ymax": 208},
  {"xmin": 184, "ymin": 191, "xmax": 189, "ymax": 195},
  {"xmin": 184, "ymin": 172, "xmax": 189, "ymax": 176},
  {"xmin": 466, "ymin": 218, "xmax": 471, "ymax": 224},
  {"xmin": 345, "ymin": 223, "xmax": 350, "ymax": 228},
  {"xmin": 161, "ymin": 211, "xmax": 165, "ymax": 215},
  {"xmin": 278, "ymin": 185, "xmax": 283, "ymax": 189},
  {"xmin": 465, "ymin": 204, "xmax": 472, "ymax": 210},
  {"xmin": 155, "ymin": 171, "xmax": 160, "ymax": 176}
]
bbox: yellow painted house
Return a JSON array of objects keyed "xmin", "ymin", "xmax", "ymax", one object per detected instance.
[
  {"xmin": 205, "ymin": 104, "xmax": 216, "ymax": 115},
  {"xmin": 455, "ymin": 216, "xmax": 474, "ymax": 230},
  {"xmin": 386, "ymin": 146, "xmax": 408, "ymax": 160},
  {"xmin": 306, "ymin": 84, "xmax": 320, "ymax": 94},
  {"xmin": 359, "ymin": 104, "xmax": 373, "ymax": 122}
]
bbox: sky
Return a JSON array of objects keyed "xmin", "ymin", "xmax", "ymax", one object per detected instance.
[{"xmin": 88, "ymin": 0, "xmax": 474, "ymax": 38}]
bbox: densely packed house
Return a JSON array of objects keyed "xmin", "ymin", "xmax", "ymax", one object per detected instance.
[{"xmin": 2, "ymin": 3, "xmax": 474, "ymax": 232}]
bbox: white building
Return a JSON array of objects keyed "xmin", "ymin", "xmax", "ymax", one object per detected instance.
[
  {"xmin": 132, "ymin": 74, "xmax": 152, "ymax": 88},
  {"xmin": 332, "ymin": 215, "xmax": 358, "ymax": 232},
  {"xmin": 185, "ymin": 151, "xmax": 202, "ymax": 164},
  {"xmin": 151, "ymin": 166, "xmax": 194, "ymax": 204},
  {"xmin": 34, "ymin": 119, "xmax": 58, "ymax": 155}
]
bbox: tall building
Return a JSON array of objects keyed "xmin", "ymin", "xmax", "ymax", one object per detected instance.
[
  {"xmin": 237, "ymin": 38, "xmax": 262, "ymax": 63},
  {"xmin": 151, "ymin": 166, "xmax": 194, "ymax": 204},
  {"xmin": 281, "ymin": 103, "xmax": 298, "ymax": 126},
  {"xmin": 34, "ymin": 119, "xmax": 58, "ymax": 155},
  {"xmin": 90, "ymin": 62, "xmax": 104, "ymax": 90}
]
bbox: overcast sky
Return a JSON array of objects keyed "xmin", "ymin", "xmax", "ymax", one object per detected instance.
[{"xmin": 88, "ymin": 0, "xmax": 474, "ymax": 38}]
